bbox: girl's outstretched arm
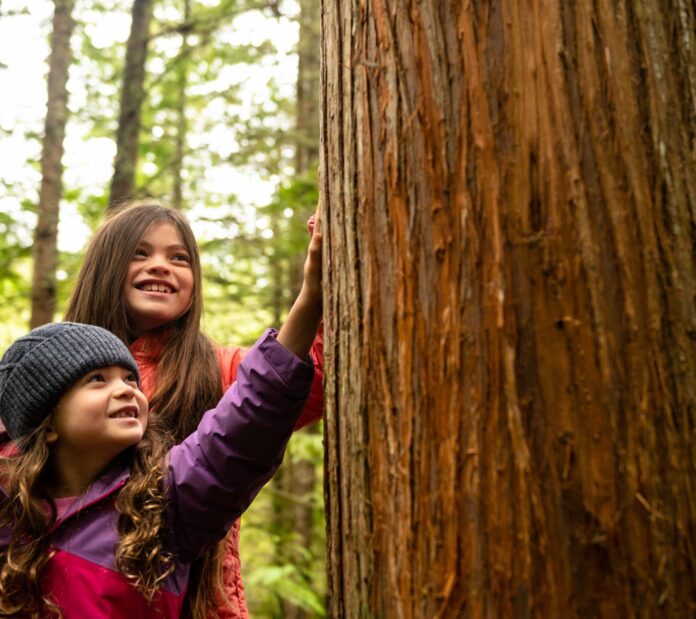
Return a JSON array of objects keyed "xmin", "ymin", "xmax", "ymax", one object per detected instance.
[
  {"xmin": 277, "ymin": 219, "xmax": 323, "ymax": 360},
  {"xmin": 167, "ymin": 328, "xmax": 314, "ymax": 559}
]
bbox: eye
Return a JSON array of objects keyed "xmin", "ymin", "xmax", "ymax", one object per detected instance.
[
  {"xmin": 133, "ymin": 247, "xmax": 148, "ymax": 259},
  {"xmin": 125, "ymin": 373, "xmax": 139, "ymax": 385},
  {"xmin": 172, "ymin": 252, "xmax": 190, "ymax": 263},
  {"xmin": 86, "ymin": 372, "xmax": 105, "ymax": 383}
]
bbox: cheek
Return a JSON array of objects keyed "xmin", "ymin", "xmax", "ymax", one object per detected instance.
[
  {"xmin": 53, "ymin": 408, "xmax": 92, "ymax": 441},
  {"xmin": 181, "ymin": 275, "xmax": 195, "ymax": 307},
  {"xmin": 136, "ymin": 393, "xmax": 149, "ymax": 429},
  {"xmin": 123, "ymin": 266, "xmax": 139, "ymax": 306}
]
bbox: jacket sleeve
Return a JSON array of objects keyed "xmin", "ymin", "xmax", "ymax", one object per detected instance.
[
  {"xmin": 218, "ymin": 323, "xmax": 324, "ymax": 432},
  {"xmin": 166, "ymin": 328, "xmax": 314, "ymax": 560}
]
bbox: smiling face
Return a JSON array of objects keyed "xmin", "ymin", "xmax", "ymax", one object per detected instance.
[
  {"xmin": 123, "ymin": 222, "xmax": 195, "ymax": 336},
  {"xmin": 48, "ymin": 365, "xmax": 149, "ymax": 471}
]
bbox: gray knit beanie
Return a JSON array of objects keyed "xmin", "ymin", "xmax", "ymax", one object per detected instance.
[{"xmin": 0, "ymin": 322, "xmax": 140, "ymax": 441}]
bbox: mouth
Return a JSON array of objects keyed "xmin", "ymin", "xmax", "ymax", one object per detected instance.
[
  {"xmin": 109, "ymin": 406, "xmax": 139, "ymax": 419},
  {"xmin": 135, "ymin": 280, "xmax": 176, "ymax": 294}
]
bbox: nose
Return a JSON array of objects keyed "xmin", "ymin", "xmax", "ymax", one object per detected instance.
[
  {"xmin": 145, "ymin": 253, "xmax": 170, "ymax": 273},
  {"xmin": 145, "ymin": 253, "xmax": 171, "ymax": 274},
  {"xmin": 113, "ymin": 380, "xmax": 137, "ymax": 399}
]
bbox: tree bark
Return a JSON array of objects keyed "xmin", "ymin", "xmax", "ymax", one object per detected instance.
[
  {"xmin": 30, "ymin": 0, "xmax": 75, "ymax": 328},
  {"xmin": 321, "ymin": 1, "xmax": 696, "ymax": 617},
  {"xmin": 109, "ymin": 0, "xmax": 154, "ymax": 207}
]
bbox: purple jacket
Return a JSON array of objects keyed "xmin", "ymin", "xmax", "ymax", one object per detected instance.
[{"xmin": 0, "ymin": 329, "xmax": 313, "ymax": 618}]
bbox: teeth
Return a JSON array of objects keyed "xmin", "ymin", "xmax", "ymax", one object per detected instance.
[
  {"xmin": 112, "ymin": 411, "xmax": 135, "ymax": 418},
  {"xmin": 141, "ymin": 283, "xmax": 172, "ymax": 293}
]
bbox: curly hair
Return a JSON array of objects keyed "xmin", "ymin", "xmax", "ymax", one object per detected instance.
[
  {"xmin": 113, "ymin": 421, "xmax": 175, "ymax": 602},
  {"xmin": 0, "ymin": 417, "xmax": 225, "ymax": 616},
  {"xmin": 0, "ymin": 424, "xmax": 60, "ymax": 618}
]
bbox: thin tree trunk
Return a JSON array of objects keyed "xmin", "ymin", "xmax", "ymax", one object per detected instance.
[
  {"xmin": 294, "ymin": 0, "xmax": 320, "ymax": 175},
  {"xmin": 321, "ymin": 0, "xmax": 696, "ymax": 617},
  {"xmin": 274, "ymin": 3, "xmax": 323, "ymax": 617},
  {"xmin": 109, "ymin": 0, "xmax": 154, "ymax": 207},
  {"xmin": 30, "ymin": 0, "xmax": 75, "ymax": 328},
  {"xmin": 171, "ymin": 0, "xmax": 190, "ymax": 210}
]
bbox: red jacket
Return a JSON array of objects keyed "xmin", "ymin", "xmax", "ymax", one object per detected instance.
[{"xmin": 130, "ymin": 329, "xmax": 323, "ymax": 618}]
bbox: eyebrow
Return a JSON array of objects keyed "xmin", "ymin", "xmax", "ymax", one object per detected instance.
[{"xmin": 137, "ymin": 240, "xmax": 190, "ymax": 252}]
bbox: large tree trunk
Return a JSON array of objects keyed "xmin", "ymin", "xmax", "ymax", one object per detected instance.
[
  {"xmin": 109, "ymin": 0, "xmax": 154, "ymax": 207},
  {"xmin": 30, "ymin": 0, "xmax": 75, "ymax": 328},
  {"xmin": 321, "ymin": 1, "xmax": 696, "ymax": 617}
]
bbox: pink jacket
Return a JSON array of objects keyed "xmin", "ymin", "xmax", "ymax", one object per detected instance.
[{"xmin": 130, "ymin": 329, "xmax": 323, "ymax": 617}]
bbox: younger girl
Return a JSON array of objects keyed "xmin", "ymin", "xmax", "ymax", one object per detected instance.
[
  {"xmin": 0, "ymin": 315, "xmax": 318, "ymax": 615},
  {"xmin": 64, "ymin": 201, "xmax": 323, "ymax": 616}
]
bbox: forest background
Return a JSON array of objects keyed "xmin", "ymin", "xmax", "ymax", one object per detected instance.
[{"xmin": 0, "ymin": 0, "xmax": 325, "ymax": 617}]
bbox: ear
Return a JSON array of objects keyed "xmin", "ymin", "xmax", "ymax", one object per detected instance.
[
  {"xmin": 44, "ymin": 413, "xmax": 59, "ymax": 444},
  {"xmin": 45, "ymin": 427, "xmax": 59, "ymax": 444}
]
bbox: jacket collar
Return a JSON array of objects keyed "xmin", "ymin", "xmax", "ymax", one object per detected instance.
[
  {"xmin": 129, "ymin": 329, "xmax": 171, "ymax": 363},
  {"xmin": 52, "ymin": 463, "xmax": 130, "ymax": 527},
  {"xmin": 0, "ymin": 454, "xmax": 131, "ymax": 543}
]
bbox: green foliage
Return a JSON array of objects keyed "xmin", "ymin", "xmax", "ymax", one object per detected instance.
[
  {"xmin": 2, "ymin": 0, "xmax": 326, "ymax": 615},
  {"xmin": 246, "ymin": 564, "xmax": 326, "ymax": 617},
  {"xmin": 0, "ymin": 253, "xmax": 32, "ymax": 350},
  {"xmin": 0, "ymin": 199, "xmax": 35, "ymax": 349},
  {"xmin": 242, "ymin": 424, "xmax": 327, "ymax": 617}
]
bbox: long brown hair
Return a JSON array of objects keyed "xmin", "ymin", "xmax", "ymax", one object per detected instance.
[
  {"xmin": 63, "ymin": 200, "xmax": 229, "ymax": 615},
  {"xmin": 0, "ymin": 419, "xmax": 174, "ymax": 617},
  {"xmin": 0, "ymin": 425, "xmax": 58, "ymax": 617},
  {"xmin": 64, "ymin": 200, "xmax": 222, "ymax": 441}
]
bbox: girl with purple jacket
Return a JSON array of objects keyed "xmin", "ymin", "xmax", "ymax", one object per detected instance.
[{"xmin": 0, "ymin": 229, "xmax": 322, "ymax": 617}]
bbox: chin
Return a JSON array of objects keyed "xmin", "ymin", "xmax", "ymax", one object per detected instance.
[
  {"xmin": 119, "ymin": 432, "xmax": 145, "ymax": 449},
  {"xmin": 113, "ymin": 439, "xmax": 143, "ymax": 459},
  {"xmin": 130, "ymin": 431, "xmax": 146, "ymax": 445}
]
